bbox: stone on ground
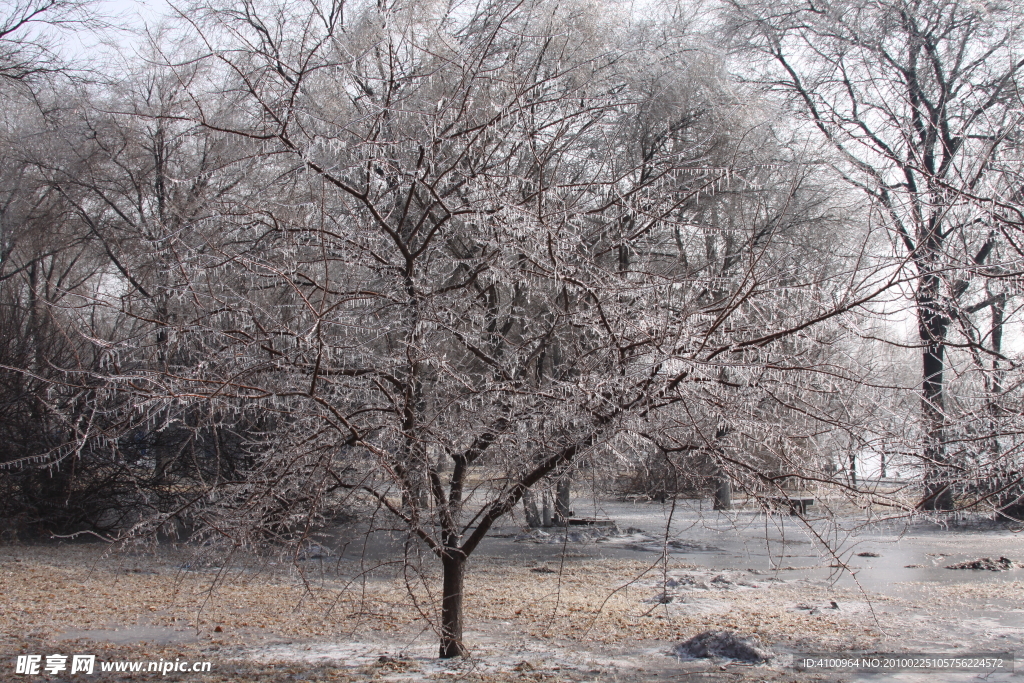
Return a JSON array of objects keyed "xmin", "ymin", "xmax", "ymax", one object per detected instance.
[
  {"xmin": 675, "ymin": 630, "xmax": 773, "ymax": 663},
  {"xmin": 945, "ymin": 556, "xmax": 1018, "ymax": 571}
]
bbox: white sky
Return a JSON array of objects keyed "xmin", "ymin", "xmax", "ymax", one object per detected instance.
[
  {"xmin": 103, "ymin": 0, "xmax": 173, "ymax": 27},
  {"xmin": 62, "ymin": 0, "xmax": 174, "ymax": 63}
]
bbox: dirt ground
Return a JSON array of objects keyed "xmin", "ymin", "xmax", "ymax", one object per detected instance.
[{"xmin": 2, "ymin": 503, "xmax": 1023, "ymax": 682}]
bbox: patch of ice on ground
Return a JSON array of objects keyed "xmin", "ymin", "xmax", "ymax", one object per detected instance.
[
  {"xmin": 248, "ymin": 637, "xmax": 611, "ymax": 680},
  {"xmin": 251, "ymin": 641, "xmax": 384, "ymax": 666},
  {"xmin": 645, "ymin": 570, "xmax": 767, "ymax": 599},
  {"xmin": 788, "ymin": 600, "xmax": 870, "ymax": 616},
  {"xmin": 663, "ymin": 598, "xmax": 733, "ymax": 615},
  {"xmin": 514, "ymin": 527, "xmax": 627, "ymax": 544},
  {"xmin": 512, "ymin": 525, "xmax": 730, "ymax": 555},
  {"xmin": 57, "ymin": 625, "xmax": 200, "ymax": 645},
  {"xmin": 245, "ymin": 634, "xmax": 706, "ymax": 682}
]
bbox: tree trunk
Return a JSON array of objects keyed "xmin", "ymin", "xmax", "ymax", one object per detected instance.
[
  {"xmin": 987, "ymin": 296, "xmax": 1016, "ymax": 516},
  {"xmin": 710, "ymin": 428, "xmax": 731, "ymax": 510},
  {"xmin": 555, "ymin": 477, "xmax": 572, "ymax": 523},
  {"xmin": 713, "ymin": 472, "xmax": 731, "ymax": 510},
  {"xmin": 915, "ymin": 260, "xmax": 953, "ymax": 511},
  {"xmin": 920, "ymin": 331, "xmax": 953, "ymax": 510},
  {"xmin": 522, "ymin": 488, "xmax": 541, "ymax": 528},
  {"xmin": 439, "ymin": 552, "xmax": 468, "ymax": 658}
]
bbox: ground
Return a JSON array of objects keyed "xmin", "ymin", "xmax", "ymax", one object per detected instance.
[{"xmin": 2, "ymin": 499, "xmax": 1023, "ymax": 682}]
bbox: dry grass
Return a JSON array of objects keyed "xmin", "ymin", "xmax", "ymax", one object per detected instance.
[{"xmin": 0, "ymin": 540, "xmax": 895, "ymax": 681}]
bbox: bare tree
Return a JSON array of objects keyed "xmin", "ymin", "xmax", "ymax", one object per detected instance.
[
  {"xmin": 728, "ymin": 0, "xmax": 1024, "ymax": 509},
  {"xmin": 0, "ymin": 91, "xmax": 121, "ymax": 531},
  {"xmin": 0, "ymin": 38, "xmax": 264, "ymax": 532},
  {"xmin": 0, "ymin": 0, "xmax": 100, "ymax": 81}
]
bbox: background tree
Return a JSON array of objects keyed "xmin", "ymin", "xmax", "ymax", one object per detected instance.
[
  {"xmin": 0, "ymin": 100, "xmax": 105, "ymax": 530},
  {"xmin": 727, "ymin": 0, "xmax": 1024, "ymax": 509},
  {"xmin": 1, "ymin": 0, "xmax": 101, "ymax": 81}
]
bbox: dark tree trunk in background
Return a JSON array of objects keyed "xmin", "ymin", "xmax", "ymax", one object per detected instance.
[{"xmin": 920, "ymin": 285, "xmax": 953, "ymax": 511}]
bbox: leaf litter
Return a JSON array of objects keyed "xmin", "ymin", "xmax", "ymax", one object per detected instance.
[{"xmin": 2, "ymin": 536, "xmax": 1021, "ymax": 682}]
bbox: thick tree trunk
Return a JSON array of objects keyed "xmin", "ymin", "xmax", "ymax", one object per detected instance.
[{"xmin": 439, "ymin": 552, "xmax": 468, "ymax": 658}]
